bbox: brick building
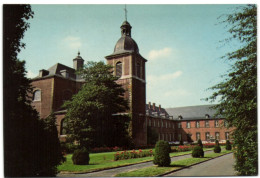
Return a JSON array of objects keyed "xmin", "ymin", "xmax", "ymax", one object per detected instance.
[{"xmin": 31, "ymin": 19, "xmax": 233, "ymax": 145}]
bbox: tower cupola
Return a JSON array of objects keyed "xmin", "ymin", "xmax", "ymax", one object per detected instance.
[{"xmin": 121, "ymin": 21, "xmax": 132, "ymax": 37}]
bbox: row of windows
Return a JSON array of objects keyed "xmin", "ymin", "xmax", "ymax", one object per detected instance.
[
  {"xmin": 196, "ymin": 132, "xmax": 230, "ymax": 141},
  {"xmin": 148, "ymin": 119, "xmax": 175, "ymax": 129},
  {"xmin": 180, "ymin": 120, "xmax": 228, "ymax": 129},
  {"xmin": 33, "ymin": 90, "xmax": 73, "ymax": 102}
]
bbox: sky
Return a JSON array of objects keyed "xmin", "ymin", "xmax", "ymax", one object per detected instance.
[{"xmin": 18, "ymin": 4, "xmax": 245, "ymax": 108}]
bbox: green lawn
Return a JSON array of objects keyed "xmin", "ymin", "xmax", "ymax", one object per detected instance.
[
  {"xmin": 58, "ymin": 147, "xmax": 215, "ymax": 173},
  {"xmin": 115, "ymin": 150, "xmax": 232, "ymax": 177}
]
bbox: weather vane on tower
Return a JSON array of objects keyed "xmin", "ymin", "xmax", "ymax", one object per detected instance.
[{"xmin": 124, "ymin": 4, "xmax": 127, "ymax": 21}]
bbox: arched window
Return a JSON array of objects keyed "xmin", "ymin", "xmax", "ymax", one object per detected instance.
[
  {"xmin": 60, "ymin": 119, "xmax": 67, "ymax": 135},
  {"xmin": 116, "ymin": 62, "xmax": 122, "ymax": 77},
  {"xmin": 33, "ymin": 90, "xmax": 41, "ymax": 101}
]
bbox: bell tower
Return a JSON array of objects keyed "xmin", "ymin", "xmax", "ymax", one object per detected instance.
[{"xmin": 105, "ymin": 17, "xmax": 147, "ymax": 146}]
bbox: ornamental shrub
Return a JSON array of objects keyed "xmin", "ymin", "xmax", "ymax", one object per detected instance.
[
  {"xmin": 153, "ymin": 140, "xmax": 171, "ymax": 167},
  {"xmin": 197, "ymin": 139, "xmax": 203, "ymax": 148},
  {"xmin": 192, "ymin": 146, "xmax": 204, "ymax": 158},
  {"xmin": 72, "ymin": 148, "xmax": 90, "ymax": 165},
  {"xmin": 226, "ymin": 140, "xmax": 232, "ymax": 150},
  {"xmin": 215, "ymin": 140, "xmax": 219, "ymax": 145}
]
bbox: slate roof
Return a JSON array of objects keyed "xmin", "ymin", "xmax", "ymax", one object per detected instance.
[
  {"xmin": 146, "ymin": 104, "xmax": 173, "ymax": 119},
  {"xmin": 165, "ymin": 104, "xmax": 220, "ymax": 121}
]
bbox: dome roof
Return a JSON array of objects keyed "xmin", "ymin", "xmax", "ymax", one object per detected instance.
[{"xmin": 113, "ymin": 36, "xmax": 139, "ymax": 54}]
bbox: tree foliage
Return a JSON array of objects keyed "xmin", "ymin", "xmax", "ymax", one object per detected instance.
[
  {"xmin": 63, "ymin": 61, "xmax": 131, "ymax": 149},
  {"xmin": 4, "ymin": 5, "xmax": 64, "ymax": 176},
  {"xmin": 206, "ymin": 5, "xmax": 257, "ymax": 175}
]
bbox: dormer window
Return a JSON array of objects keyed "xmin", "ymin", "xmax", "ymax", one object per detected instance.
[
  {"xmin": 116, "ymin": 62, "xmax": 122, "ymax": 77},
  {"xmin": 205, "ymin": 114, "xmax": 210, "ymax": 119},
  {"xmin": 178, "ymin": 115, "xmax": 183, "ymax": 120}
]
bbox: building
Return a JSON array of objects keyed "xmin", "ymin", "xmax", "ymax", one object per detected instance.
[{"xmin": 31, "ymin": 19, "xmax": 233, "ymax": 145}]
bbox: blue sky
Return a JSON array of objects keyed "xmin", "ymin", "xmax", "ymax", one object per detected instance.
[{"xmin": 18, "ymin": 4, "xmax": 244, "ymax": 108}]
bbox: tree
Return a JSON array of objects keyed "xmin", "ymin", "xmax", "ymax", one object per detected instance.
[
  {"xmin": 63, "ymin": 61, "xmax": 130, "ymax": 149},
  {"xmin": 4, "ymin": 5, "xmax": 64, "ymax": 176},
  {"xmin": 206, "ymin": 5, "xmax": 257, "ymax": 175}
]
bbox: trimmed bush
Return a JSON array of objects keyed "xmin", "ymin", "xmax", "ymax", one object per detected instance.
[
  {"xmin": 215, "ymin": 140, "xmax": 219, "ymax": 145},
  {"xmin": 72, "ymin": 148, "xmax": 90, "ymax": 165},
  {"xmin": 197, "ymin": 139, "xmax": 203, "ymax": 148},
  {"xmin": 214, "ymin": 145, "xmax": 221, "ymax": 153},
  {"xmin": 153, "ymin": 140, "xmax": 171, "ymax": 167},
  {"xmin": 192, "ymin": 146, "xmax": 204, "ymax": 158},
  {"xmin": 226, "ymin": 140, "xmax": 232, "ymax": 150}
]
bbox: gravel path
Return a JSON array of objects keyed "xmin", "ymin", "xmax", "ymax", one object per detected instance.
[{"xmin": 164, "ymin": 153, "xmax": 236, "ymax": 176}]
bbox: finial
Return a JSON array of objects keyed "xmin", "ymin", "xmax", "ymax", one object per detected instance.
[
  {"xmin": 124, "ymin": 4, "xmax": 127, "ymax": 21},
  {"xmin": 78, "ymin": 50, "xmax": 80, "ymax": 56}
]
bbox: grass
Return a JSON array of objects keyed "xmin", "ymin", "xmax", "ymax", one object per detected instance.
[
  {"xmin": 58, "ymin": 147, "xmax": 216, "ymax": 173},
  {"xmin": 115, "ymin": 150, "xmax": 233, "ymax": 177}
]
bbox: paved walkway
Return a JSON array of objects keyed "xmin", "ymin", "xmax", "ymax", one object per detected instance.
[
  {"xmin": 164, "ymin": 153, "xmax": 236, "ymax": 176},
  {"xmin": 58, "ymin": 150, "xmax": 213, "ymax": 177}
]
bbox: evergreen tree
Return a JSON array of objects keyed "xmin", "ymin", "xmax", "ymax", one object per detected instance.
[
  {"xmin": 4, "ymin": 5, "xmax": 64, "ymax": 176},
  {"xmin": 63, "ymin": 61, "xmax": 130, "ymax": 149},
  {"xmin": 206, "ymin": 5, "xmax": 257, "ymax": 175}
]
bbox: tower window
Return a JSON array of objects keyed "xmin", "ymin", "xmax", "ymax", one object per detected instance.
[
  {"xmin": 136, "ymin": 62, "xmax": 141, "ymax": 78},
  {"xmin": 60, "ymin": 119, "xmax": 67, "ymax": 135},
  {"xmin": 116, "ymin": 62, "xmax": 122, "ymax": 77},
  {"xmin": 33, "ymin": 90, "xmax": 41, "ymax": 101}
]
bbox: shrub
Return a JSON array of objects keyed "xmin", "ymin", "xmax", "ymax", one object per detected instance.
[
  {"xmin": 214, "ymin": 145, "xmax": 221, "ymax": 153},
  {"xmin": 153, "ymin": 140, "xmax": 171, "ymax": 167},
  {"xmin": 226, "ymin": 140, "xmax": 232, "ymax": 150},
  {"xmin": 61, "ymin": 142, "xmax": 79, "ymax": 154},
  {"xmin": 192, "ymin": 146, "xmax": 204, "ymax": 158},
  {"xmin": 197, "ymin": 139, "xmax": 203, "ymax": 148},
  {"xmin": 72, "ymin": 148, "xmax": 90, "ymax": 165},
  {"xmin": 114, "ymin": 149, "xmax": 153, "ymax": 161},
  {"xmin": 215, "ymin": 140, "xmax": 219, "ymax": 145}
]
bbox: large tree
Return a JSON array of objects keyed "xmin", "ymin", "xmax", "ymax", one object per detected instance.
[
  {"xmin": 4, "ymin": 5, "xmax": 64, "ymax": 176},
  {"xmin": 63, "ymin": 61, "xmax": 131, "ymax": 149},
  {"xmin": 207, "ymin": 5, "xmax": 257, "ymax": 175}
]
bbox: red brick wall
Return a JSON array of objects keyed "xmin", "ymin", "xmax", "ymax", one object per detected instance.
[{"xmin": 31, "ymin": 77, "xmax": 54, "ymax": 119}]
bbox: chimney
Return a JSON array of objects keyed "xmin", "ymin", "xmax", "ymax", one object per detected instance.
[
  {"xmin": 153, "ymin": 103, "xmax": 155, "ymax": 110},
  {"xmin": 39, "ymin": 69, "xmax": 49, "ymax": 77},
  {"xmin": 73, "ymin": 51, "xmax": 84, "ymax": 70},
  {"xmin": 159, "ymin": 104, "xmax": 161, "ymax": 111},
  {"xmin": 148, "ymin": 102, "xmax": 151, "ymax": 109}
]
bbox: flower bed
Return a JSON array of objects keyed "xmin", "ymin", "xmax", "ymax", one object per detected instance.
[
  {"xmin": 114, "ymin": 149, "xmax": 153, "ymax": 161},
  {"xmin": 203, "ymin": 143, "xmax": 215, "ymax": 148},
  {"xmin": 171, "ymin": 145, "xmax": 195, "ymax": 152},
  {"xmin": 91, "ymin": 146, "xmax": 122, "ymax": 153}
]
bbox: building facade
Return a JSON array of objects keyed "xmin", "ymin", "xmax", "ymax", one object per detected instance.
[{"xmin": 31, "ymin": 20, "xmax": 233, "ymax": 145}]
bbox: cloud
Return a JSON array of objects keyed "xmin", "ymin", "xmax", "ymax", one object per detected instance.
[
  {"xmin": 148, "ymin": 47, "xmax": 172, "ymax": 60},
  {"xmin": 27, "ymin": 70, "xmax": 37, "ymax": 78},
  {"xmin": 62, "ymin": 36, "xmax": 82, "ymax": 50},
  {"xmin": 147, "ymin": 71, "xmax": 182, "ymax": 84}
]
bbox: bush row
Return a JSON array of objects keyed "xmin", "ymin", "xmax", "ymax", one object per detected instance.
[
  {"xmin": 171, "ymin": 145, "xmax": 196, "ymax": 152},
  {"xmin": 114, "ymin": 149, "xmax": 153, "ymax": 161}
]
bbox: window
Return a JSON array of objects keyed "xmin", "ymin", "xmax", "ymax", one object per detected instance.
[
  {"xmin": 158, "ymin": 121, "xmax": 160, "ymax": 127},
  {"xmin": 196, "ymin": 121, "xmax": 200, "ymax": 128},
  {"xmin": 186, "ymin": 121, "xmax": 191, "ymax": 128},
  {"xmin": 172, "ymin": 123, "xmax": 175, "ymax": 129},
  {"xmin": 178, "ymin": 122, "xmax": 182, "ymax": 128},
  {"xmin": 196, "ymin": 132, "xmax": 201, "ymax": 141},
  {"xmin": 178, "ymin": 133, "xmax": 182, "ymax": 141},
  {"xmin": 215, "ymin": 120, "xmax": 219, "ymax": 128},
  {"xmin": 161, "ymin": 121, "xmax": 164, "ymax": 128},
  {"xmin": 162, "ymin": 134, "xmax": 164, "ymax": 140},
  {"xmin": 60, "ymin": 119, "xmax": 67, "ymax": 135},
  {"xmin": 166, "ymin": 122, "xmax": 168, "ymax": 128},
  {"xmin": 205, "ymin": 120, "xmax": 210, "ymax": 128},
  {"xmin": 205, "ymin": 132, "xmax": 210, "ymax": 141},
  {"xmin": 154, "ymin": 120, "xmax": 156, "ymax": 127},
  {"xmin": 33, "ymin": 90, "xmax": 41, "ymax": 101},
  {"xmin": 215, "ymin": 132, "xmax": 220, "ymax": 140},
  {"xmin": 149, "ymin": 119, "xmax": 151, "ymax": 126},
  {"xmin": 169, "ymin": 134, "xmax": 172, "ymax": 141},
  {"xmin": 136, "ymin": 62, "xmax": 141, "ymax": 78},
  {"xmin": 224, "ymin": 120, "xmax": 228, "ymax": 128},
  {"xmin": 116, "ymin": 62, "xmax": 122, "ymax": 77},
  {"xmin": 225, "ymin": 132, "xmax": 230, "ymax": 140}
]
